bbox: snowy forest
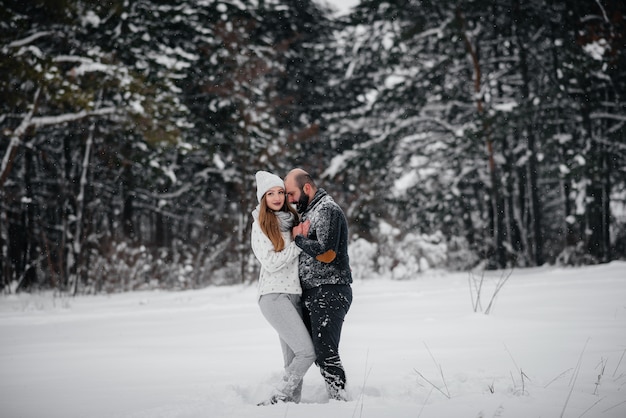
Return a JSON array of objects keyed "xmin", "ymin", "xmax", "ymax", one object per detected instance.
[{"xmin": 1, "ymin": 0, "xmax": 625, "ymax": 294}]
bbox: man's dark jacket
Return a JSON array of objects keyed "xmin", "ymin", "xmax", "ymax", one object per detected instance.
[{"xmin": 294, "ymin": 188, "xmax": 352, "ymax": 290}]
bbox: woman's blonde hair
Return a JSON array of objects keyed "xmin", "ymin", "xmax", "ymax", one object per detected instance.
[{"xmin": 259, "ymin": 193, "xmax": 299, "ymax": 251}]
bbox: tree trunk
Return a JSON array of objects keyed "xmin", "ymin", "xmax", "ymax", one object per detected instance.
[
  {"xmin": 579, "ymin": 82, "xmax": 609, "ymax": 261},
  {"xmin": 512, "ymin": 0, "xmax": 544, "ymax": 266},
  {"xmin": 155, "ymin": 211, "xmax": 165, "ymax": 248},
  {"xmin": 601, "ymin": 148, "xmax": 611, "ymax": 261},
  {"xmin": 456, "ymin": 6, "xmax": 506, "ymax": 268},
  {"xmin": 70, "ymin": 119, "xmax": 95, "ymax": 296},
  {"xmin": 502, "ymin": 135, "xmax": 524, "ymax": 262},
  {"xmin": 122, "ymin": 167, "xmax": 135, "ymax": 242},
  {"xmin": 0, "ymin": 202, "xmax": 5, "ymax": 291}
]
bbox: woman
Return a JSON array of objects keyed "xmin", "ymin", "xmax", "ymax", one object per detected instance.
[{"xmin": 251, "ymin": 170, "xmax": 315, "ymax": 405}]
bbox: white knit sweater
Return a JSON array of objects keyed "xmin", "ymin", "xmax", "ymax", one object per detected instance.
[{"xmin": 251, "ymin": 220, "xmax": 302, "ymax": 298}]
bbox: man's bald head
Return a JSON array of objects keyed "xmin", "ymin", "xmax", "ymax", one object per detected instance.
[
  {"xmin": 284, "ymin": 168, "xmax": 317, "ymax": 213},
  {"xmin": 285, "ymin": 168, "xmax": 316, "ymax": 190}
]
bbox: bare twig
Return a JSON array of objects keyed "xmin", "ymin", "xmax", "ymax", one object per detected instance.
[
  {"xmin": 414, "ymin": 370, "xmax": 451, "ymax": 399},
  {"xmin": 602, "ymin": 399, "xmax": 626, "ymax": 413},
  {"xmin": 612, "ymin": 348, "xmax": 625, "ymax": 378},
  {"xmin": 577, "ymin": 396, "xmax": 605, "ymax": 418},
  {"xmin": 484, "ymin": 269, "xmax": 513, "ymax": 314},
  {"xmin": 468, "ymin": 268, "xmax": 513, "ymax": 314},
  {"xmin": 468, "ymin": 271, "xmax": 484, "ymax": 312},
  {"xmin": 417, "ymin": 387, "xmax": 434, "ymax": 418},
  {"xmin": 504, "ymin": 343, "xmax": 521, "ymax": 373},
  {"xmin": 593, "ymin": 357, "xmax": 607, "ymax": 395},
  {"xmin": 352, "ymin": 350, "xmax": 372, "ymax": 418},
  {"xmin": 424, "ymin": 342, "xmax": 450, "ymax": 398},
  {"xmin": 544, "ymin": 368, "xmax": 573, "ymax": 388},
  {"xmin": 560, "ymin": 338, "xmax": 590, "ymax": 418},
  {"xmin": 520, "ymin": 369, "xmax": 530, "ymax": 396},
  {"xmin": 504, "ymin": 343, "xmax": 530, "ymax": 395}
]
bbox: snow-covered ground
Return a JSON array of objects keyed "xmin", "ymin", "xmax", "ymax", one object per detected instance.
[{"xmin": 1, "ymin": 262, "xmax": 625, "ymax": 418}]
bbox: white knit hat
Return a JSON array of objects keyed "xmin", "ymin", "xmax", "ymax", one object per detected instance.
[{"xmin": 255, "ymin": 170, "xmax": 284, "ymax": 203}]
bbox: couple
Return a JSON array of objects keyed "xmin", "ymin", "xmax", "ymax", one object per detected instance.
[{"xmin": 251, "ymin": 168, "xmax": 353, "ymax": 405}]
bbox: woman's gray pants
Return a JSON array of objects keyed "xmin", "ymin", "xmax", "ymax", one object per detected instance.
[{"xmin": 259, "ymin": 293, "xmax": 315, "ymax": 402}]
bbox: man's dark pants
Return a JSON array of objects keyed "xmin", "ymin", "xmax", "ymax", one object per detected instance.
[{"xmin": 302, "ymin": 284, "xmax": 352, "ymax": 397}]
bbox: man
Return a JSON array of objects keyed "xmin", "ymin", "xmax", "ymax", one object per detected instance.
[{"xmin": 284, "ymin": 168, "xmax": 353, "ymax": 401}]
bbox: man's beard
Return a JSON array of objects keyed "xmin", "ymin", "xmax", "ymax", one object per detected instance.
[{"xmin": 296, "ymin": 191, "xmax": 309, "ymax": 214}]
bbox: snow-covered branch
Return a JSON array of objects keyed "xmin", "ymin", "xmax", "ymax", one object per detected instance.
[
  {"xmin": 0, "ymin": 88, "xmax": 41, "ymax": 187},
  {"xmin": 29, "ymin": 107, "xmax": 116, "ymax": 128},
  {"xmin": 6, "ymin": 31, "xmax": 52, "ymax": 49},
  {"xmin": 54, "ymin": 55, "xmax": 99, "ymax": 64},
  {"xmin": 323, "ymin": 115, "xmax": 460, "ymax": 178},
  {"xmin": 1, "ymin": 104, "xmax": 117, "ymax": 188},
  {"xmin": 135, "ymin": 183, "xmax": 192, "ymax": 201},
  {"xmin": 590, "ymin": 112, "xmax": 626, "ymax": 138},
  {"xmin": 590, "ymin": 112, "xmax": 626, "ymax": 122}
]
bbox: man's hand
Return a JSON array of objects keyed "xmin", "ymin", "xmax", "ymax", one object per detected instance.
[{"xmin": 292, "ymin": 220, "xmax": 310, "ymax": 239}]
